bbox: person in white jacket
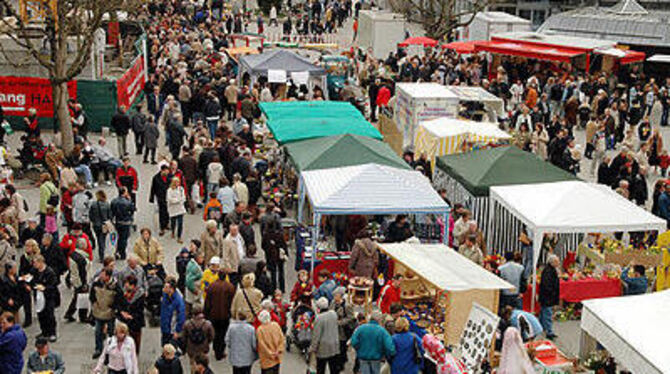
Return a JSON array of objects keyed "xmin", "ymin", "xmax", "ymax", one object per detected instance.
[
  {"xmin": 167, "ymin": 177, "xmax": 186, "ymax": 243},
  {"xmin": 94, "ymin": 322, "xmax": 139, "ymax": 374}
]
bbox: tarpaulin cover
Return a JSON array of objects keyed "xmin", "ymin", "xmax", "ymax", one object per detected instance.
[
  {"xmin": 301, "ymin": 163, "xmax": 448, "ymax": 215},
  {"xmin": 581, "ymin": 291, "xmax": 670, "ymax": 374},
  {"xmin": 474, "ymin": 40, "xmax": 584, "ymax": 62},
  {"xmin": 436, "ymin": 146, "xmax": 577, "ymax": 196},
  {"xmin": 260, "ymin": 101, "xmax": 382, "ymax": 144},
  {"xmin": 239, "ymin": 49, "xmax": 326, "ymax": 75},
  {"xmin": 284, "ymin": 134, "xmax": 409, "ymax": 172},
  {"xmin": 442, "ymin": 41, "xmax": 477, "ymax": 54},
  {"xmin": 398, "ymin": 36, "xmax": 438, "ymax": 48}
]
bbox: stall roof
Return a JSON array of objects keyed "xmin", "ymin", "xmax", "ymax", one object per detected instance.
[
  {"xmin": 581, "ymin": 291, "xmax": 670, "ymax": 374},
  {"xmin": 396, "ymin": 83, "xmax": 458, "ymax": 99},
  {"xmin": 442, "ymin": 41, "xmax": 476, "ymax": 54},
  {"xmin": 420, "ymin": 117, "xmax": 510, "ymax": 139},
  {"xmin": 491, "ymin": 31, "xmax": 616, "ymax": 51},
  {"xmin": 490, "ymin": 181, "xmax": 667, "ymax": 233},
  {"xmin": 300, "ymin": 163, "xmax": 448, "ymax": 215},
  {"xmin": 379, "ymin": 243, "xmax": 513, "ymax": 291},
  {"xmin": 398, "ymin": 36, "xmax": 438, "ymax": 48},
  {"xmin": 474, "ymin": 40, "xmax": 585, "ymax": 62},
  {"xmin": 447, "ymin": 86, "xmax": 505, "ymax": 116},
  {"xmin": 239, "ymin": 49, "xmax": 326, "ymax": 75},
  {"xmin": 259, "ymin": 101, "xmax": 382, "ymax": 144},
  {"xmin": 284, "ymin": 134, "xmax": 410, "ymax": 172},
  {"xmin": 436, "ymin": 146, "xmax": 577, "ymax": 196}
]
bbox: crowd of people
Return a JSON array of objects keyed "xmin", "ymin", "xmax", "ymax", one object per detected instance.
[{"xmin": 0, "ymin": 0, "xmax": 667, "ymax": 373}]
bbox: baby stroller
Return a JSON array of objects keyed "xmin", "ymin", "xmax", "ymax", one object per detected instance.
[
  {"xmin": 286, "ymin": 300, "xmax": 314, "ymax": 362},
  {"xmin": 145, "ymin": 264, "xmax": 165, "ymax": 327}
]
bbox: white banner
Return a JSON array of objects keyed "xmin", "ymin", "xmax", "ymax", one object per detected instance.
[
  {"xmin": 291, "ymin": 71, "xmax": 309, "ymax": 85},
  {"xmin": 268, "ymin": 69, "xmax": 287, "ymax": 83}
]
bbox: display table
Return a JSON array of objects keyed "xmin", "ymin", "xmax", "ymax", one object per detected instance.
[
  {"xmin": 313, "ymin": 256, "xmax": 351, "ymax": 286},
  {"xmin": 523, "ymin": 277, "xmax": 621, "ymax": 312}
]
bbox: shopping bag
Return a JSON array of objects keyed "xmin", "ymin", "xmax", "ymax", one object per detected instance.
[
  {"xmin": 76, "ymin": 292, "xmax": 90, "ymax": 310},
  {"xmin": 35, "ymin": 290, "xmax": 45, "ymax": 313}
]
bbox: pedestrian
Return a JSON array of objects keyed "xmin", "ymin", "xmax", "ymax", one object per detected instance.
[
  {"xmin": 38, "ymin": 173, "xmax": 59, "ymax": 228},
  {"xmin": 150, "ymin": 165, "xmax": 172, "ymax": 236},
  {"xmin": 26, "ymin": 336, "xmax": 65, "ymax": 373},
  {"xmin": 377, "ymin": 274, "xmax": 402, "ymax": 314},
  {"xmin": 110, "ymin": 187, "xmax": 135, "ymax": 260},
  {"xmin": 200, "ymin": 220, "xmax": 224, "ymax": 265},
  {"xmin": 160, "ymin": 277, "xmax": 186, "ymax": 346},
  {"xmin": 115, "ymin": 156, "xmax": 139, "ymax": 206},
  {"xmin": 93, "ymin": 322, "xmax": 139, "ymax": 374},
  {"xmin": 231, "ymin": 272, "xmax": 263, "ymax": 322},
  {"xmin": 310, "ymin": 297, "xmax": 340, "ymax": 374},
  {"xmin": 144, "ymin": 116, "xmax": 160, "ymax": 164},
  {"xmin": 223, "ymin": 223, "xmax": 243, "ymax": 284},
  {"xmin": 330, "ymin": 286, "xmax": 354, "ymax": 371},
  {"xmin": 154, "ymin": 343, "xmax": 183, "ymax": 373},
  {"xmin": 498, "ymin": 252, "xmax": 525, "ymax": 310},
  {"xmin": 390, "ymin": 317, "xmax": 424, "ymax": 374},
  {"xmin": 131, "ymin": 108, "xmax": 147, "ymax": 155},
  {"xmin": 116, "ymin": 274, "xmax": 145, "ymax": 355},
  {"xmin": 351, "ymin": 310, "xmax": 396, "ymax": 374},
  {"xmin": 167, "ymin": 177, "xmax": 187, "ymax": 243},
  {"xmin": 184, "ymin": 251, "xmax": 204, "ymax": 317},
  {"xmin": 133, "ymin": 228, "xmax": 164, "ymax": 268},
  {"xmin": 183, "ymin": 304, "xmax": 215, "ymax": 372},
  {"xmin": 261, "ymin": 224, "xmax": 287, "ymax": 292},
  {"xmin": 314, "ymin": 269, "xmax": 338, "ymax": 303},
  {"xmin": 63, "ymin": 238, "xmax": 90, "ymax": 323},
  {"xmin": 89, "ymin": 190, "xmax": 112, "ymax": 262},
  {"xmin": 204, "ymin": 269, "xmax": 235, "ymax": 360},
  {"xmin": 538, "ymin": 255, "xmax": 560, "ymax": 340},
  {"xmin": 90, "ymin": 268, "xmax": 122, "ymax": 359},
  {"xmin": 256, "ymin": 310, "xmax": 285, "ymax": 374},
  {"xmin": 498, "ymin": 327, "xmax": 535, "ymax": 374},
  {"xmin": 225, "ymin": 311, "xmax": 257, "ymax": 374},
  {"xmin": 0, "ymin": 312, "xmax": 27, "ymax": 374},
  {"xmin": 348, "ymin": 231, "xmax": 380, "ymax": 279},
  {"xmin": 193, "ymin": 354, "xmax": 214, "ymax": 374},
  {"xmin": 111, "ymin": 105, "xmax": 131, "ymax": 157},
  {"xmin": 0, "ymin": 261, "xmax": 23, "ymax": 323},
  {"xmin": 32, "ymin": 255, "xmax": 60, "ymax": 342}
]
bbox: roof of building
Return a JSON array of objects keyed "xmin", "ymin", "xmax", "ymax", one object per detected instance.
[
  {"xmin": 492, "ymin": 31, "xmax": 616, "ymax": 50},
  {"xmin": 475, "ymin": 11, "xmax": 532, "ymax": 24},
  {"xmin": 538, "ymin": 0, "xmax": 670, "ymax": 47}
]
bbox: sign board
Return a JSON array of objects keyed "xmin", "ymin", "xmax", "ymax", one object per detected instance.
[
  {"xmin": 458, "ymin": 302, "xmax": 499, "ymax": 371},
  {"xmin": 291, "ymin": 71, "xmax": 309, "ymax": 85},
  {"xmin": 0, "ymin": 77, "xmax": 77, "ymax": 117},
  {"xmin": 116, "ymin": 56, "xmax": 146, "ymax": 110},
  {"xmin": 268, "ymin": 69, "xmax": 287, "ymax": 83}
]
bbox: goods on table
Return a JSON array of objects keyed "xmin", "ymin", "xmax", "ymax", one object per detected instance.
[
  {"xmin": 348, "ymin": 276, "xmax": 373, "ymax": 312},
  {"xmin": 579, "ymin": 237, "xmax": 662, "ymax": 268},
  {"xmin": 400, "ymin": 270, "xmax": 432, "ymax": 300},
  {"xmin": 403, "ymin": 300, "xmax": 446, "ymax": 335}
]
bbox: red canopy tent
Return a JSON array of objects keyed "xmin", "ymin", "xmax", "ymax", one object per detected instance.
[
  {"xmin": 620, "ymin": 50, "xmax": 646, "ymax": 65},
  {"xmin": 473, "ymin": 40, "xmax": 585, "ymax": 62},
  {"xmin": 442, "ymin": 41, "xmax": 477, "ymax": 54},
  {"xmin": 398, "ymin": 36, "xmax": 438, "ymax": 48}
]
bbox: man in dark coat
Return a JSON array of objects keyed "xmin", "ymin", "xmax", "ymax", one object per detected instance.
[
  {"xmin": 178, "ymin": 150, "xmax": 199, "ymax": 212},
  {"xmin": 538, "ymin": 255, "xmax": 560, "ymax": 340},
  {"xmin": 116, "ymin": 274, "xmax": 145, "ymax": 354},
  {"xmin": 143, "ymin": 118, "xmax": 160, "ymax": 164},
  {"xmin": 31, "ymin": 255, "xmax": 60, "ymax": 341},
  {"xmin": 204, "ymin": 270, "xmax": 235, "ymax": 360},
  {"xmin": 110, "ymin": 105, "xmax": 131, "ymax": 157},
  {"xmin": 150, "ymin": 165, "xmax": 172, "ymax": 235}
]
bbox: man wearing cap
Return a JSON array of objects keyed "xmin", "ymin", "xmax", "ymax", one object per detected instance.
[
  {"xmin": 26, "ymin": 336, "xmax": 64, "ymax": 373},
  {"xmin": 150, "ymin": 165, "xmax": 173, "ymax": 236}
]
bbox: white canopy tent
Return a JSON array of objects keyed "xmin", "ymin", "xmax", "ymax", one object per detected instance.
[
  {"xmin": 580, "ymin": 291, "xmax": 670, "ymax": 374},
  {"xmin": 380, "ymin": 243, "xmax": 513, "ymax": 291},
  {"xmin": 298, "ymin": 164, "xmax": 450, "ymax": 272},
  {"xmin": 489, "ymin": 181, "xmax": 666, "ymax": 311}
]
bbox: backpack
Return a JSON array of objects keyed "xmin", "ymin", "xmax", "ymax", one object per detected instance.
[
  {"xmin": 188, "ymin": 321, "xmax": 207, "ymax": 345},
  {"xmin": 205, "ymin": 205, "xmax": 222, "ymax": 221},
  {"xmin": 47, "ymin": 186, "xmax": 59, "ymax": 207}
]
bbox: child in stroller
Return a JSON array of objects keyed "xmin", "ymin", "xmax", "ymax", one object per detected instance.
[
  {"xmin": 286, "ymin": 292, "xmax": 314, "ymax": 361},
  {"xmin": 145, "ymin": 263, "xmax": 166, "ymax": 326}
]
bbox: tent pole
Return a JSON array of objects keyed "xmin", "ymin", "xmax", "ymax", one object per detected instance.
[
  {"xmin": 297, "ymin": 178, "xmax": 305, "ymax": 223},
  {"xmin": 531, "ymin": 231, "xmax": 542, "ymax": 313},
  {"xmin": 486, "ymin": 199, "xmax": 495, "ymax": 251},
  {"xmin": 443, "ymin": 211, "xmax": 449, "ymax": 245},
  {"xmin": 311, "ymin": 213, "xmax": 320, "ymax": 276}
]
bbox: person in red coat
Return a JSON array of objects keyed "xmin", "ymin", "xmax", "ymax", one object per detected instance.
[
  {"xmin": 376, "ymin": 84, "xmax": 391, "ymax": 108},
  {"xmin": 377, "ymin": 274, "xmax": 403, "ymax": 314},
  {"xmin": 59, "ymin": 223, "xmax": 93, "ymax": 262},
  {"xmin": 115, "ymin": 156, "xmax": 138, "ymax": 204}
]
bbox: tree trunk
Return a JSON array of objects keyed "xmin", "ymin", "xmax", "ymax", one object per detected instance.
[{"xmin": 53, "ymin": 81, "xmax": 73, "ymax": 154}]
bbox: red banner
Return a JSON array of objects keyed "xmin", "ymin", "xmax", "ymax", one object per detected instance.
[
  {"xmin": 116, "ymin": 56, "xmax": 145, "ymax": 110},
  {"xmin": 0, "ymin": 76, "xmax": 77, "ymax": 117}
]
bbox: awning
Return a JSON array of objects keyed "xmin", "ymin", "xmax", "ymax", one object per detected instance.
[
  {"xmin": 474, "ymin": 40, "xmax": 585, "ymax": 62},
  {"xmin": 647, "ymin": 54, "xmax": 670, "ymax": 63},
  {"xmin": 620, "ymin": 50, "xmax": 645, "ymax": 65},
  {"xmin": 442, "ymin": 41, "xmax": 477, "ymax": 54},
  {"xmin": 398, "ymin": 36, "xmax": 438, "ymax": 48}
]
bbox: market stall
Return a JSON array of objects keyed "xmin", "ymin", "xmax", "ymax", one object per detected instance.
[
  {"xmin": 379, "ymin": 243, "xmax": 513, "ymax": 346},
  {"xmin": 434, "ymin": 146, "xmax": 577, "ymax": 249},
  {"xmin": 259, "ymin": 101, "xmax": 382, "ymax": 144},
  {"xmin": 238, "ymin": 49, "xmax": 327, "ymax": 95},
  {"xmin": 390, "ymin": 83, "xmax": 459, "ymax": 153},
  {"xmin": 446, "ymin": 86, "xmax": 505, "ymax": 123},
  {"xmin": 284, "ymin": 134, "xmax": 409, "ymax": 172},
  {"xmin": 580, "ymin": 291, "xmax": 670, "ymax": 374},
  {"xmin": 414, "ymin": 117, "xmax": 510, "ymax": 168},
  {"xmin": 298, "ymin": 164, "xmax": 449, "ymax": 272},
  {"xmin": 489, "ymin": 181, "xmax": 666, "ymax": 311}
]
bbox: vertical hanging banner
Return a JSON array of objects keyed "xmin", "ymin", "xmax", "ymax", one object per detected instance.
[
  {"xmin": 116, "ymin": 56, "xmax": 146, "ymax": 109},
  {"xmin": 0, "ymin": 76, "xmax": 77, "ymax": 117}
]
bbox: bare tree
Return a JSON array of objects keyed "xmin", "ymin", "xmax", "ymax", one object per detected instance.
[
  {"xmin": 0, "ymin": 0, "xmax": 138, "ymax": 153},
  {"xmin": 391, "ymin": 0, "xmax": 494, "ymax": 41}
]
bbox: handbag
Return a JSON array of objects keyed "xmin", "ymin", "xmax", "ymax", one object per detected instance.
[
  {"xmin": 96, "ymin": 202, "xmax": 114, "ymax": 233},
  {"xmin": 241, "ymin": 288, "xmax": 258, "ymax": 320}
]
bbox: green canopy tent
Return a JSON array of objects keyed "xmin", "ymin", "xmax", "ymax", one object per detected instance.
[
  {"xmin": 285, "ymin": 134, "xmax": 410, "ymax": 172},
  {"xmin": 260, "ymin": 101, "xmax": 383, "ymax": 144},
  {"xmin": 433, "ymin": 146, "xmax": 578, "ymax": 252}
]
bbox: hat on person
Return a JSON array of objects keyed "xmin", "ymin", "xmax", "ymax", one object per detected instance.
[{"xmin": 209, "ymin": 256, "xmax": 221, "ymax": 265}]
